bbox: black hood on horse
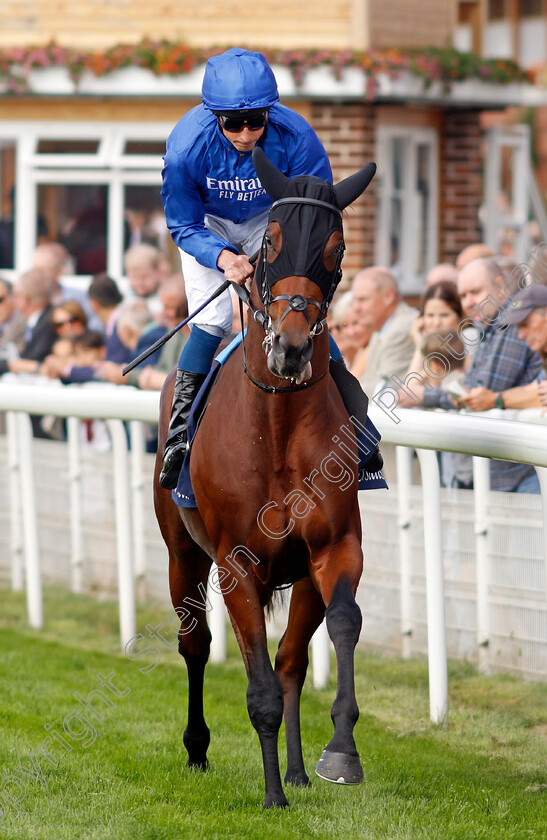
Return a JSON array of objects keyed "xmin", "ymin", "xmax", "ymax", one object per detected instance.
[
  {"xmin": 252, "ymin": 147, "xmax": 376, "ymax": 303},
  {"xmin": 261, "ymin": 175, "xmax": 343, "ymax": 299}
]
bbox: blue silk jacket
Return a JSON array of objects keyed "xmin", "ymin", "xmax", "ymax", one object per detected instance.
[{"xmin": 161, "ymin": 103, "xmax": 332, "ymax": 270}]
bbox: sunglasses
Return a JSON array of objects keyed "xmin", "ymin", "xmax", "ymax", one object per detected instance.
[
  {"xmin": 53, "ymin": 315, "xmax": 79, "ymax": 328},
  {"xmin": 218, "ymin": 114, "xmax": 267, "ymax": 133}
]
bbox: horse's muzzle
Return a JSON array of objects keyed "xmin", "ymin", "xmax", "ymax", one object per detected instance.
[{"xmin": 268, "ymin": 333, "xmax": 313, "ymax": 381}]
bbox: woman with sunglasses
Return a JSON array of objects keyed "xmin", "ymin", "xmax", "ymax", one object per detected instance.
[
  {"xmin": 46, "ymin": 300, "xmax": 88, "ymax": 364},
  {"xmin": 51, "ymin": 300, "xmax": 88, "ymax": 339},
  {"xmin": 159, "ymin": 47, "xmax": 334, "ymax": 488}
]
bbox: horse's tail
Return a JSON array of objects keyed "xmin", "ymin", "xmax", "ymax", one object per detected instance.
[{"xmin": 266, "ymin": 585, "xmax": 291, "ymax": 619}]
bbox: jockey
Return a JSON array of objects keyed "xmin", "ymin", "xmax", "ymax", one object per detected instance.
[
  {"xmin": 159, "ymin": 46, "xmax": 381, "ymax": 490},
  {"xmin": 159, "ymin": 47, "xmax": 334, "ymax": 488}
]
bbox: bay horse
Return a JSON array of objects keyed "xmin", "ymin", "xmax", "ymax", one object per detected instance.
[{"xmin": 154, "ymin": 148, "xmax": 377, "ymax": 809}]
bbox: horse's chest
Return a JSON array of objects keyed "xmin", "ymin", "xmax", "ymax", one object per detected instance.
[{"xmin": 192, "ymin": 396, "xmax": 343, "ymax": 547}]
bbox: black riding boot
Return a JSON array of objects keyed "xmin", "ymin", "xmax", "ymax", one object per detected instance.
[
  {"xmin": 329, "ymin": 358, "xmax": 383, "ymax": 473},
  {"xmin": 159, "ymin": 370, "xmax": 206, "ymax": 490}
]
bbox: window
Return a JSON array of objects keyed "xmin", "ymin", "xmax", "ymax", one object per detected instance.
[
  {"xmin": 123, "ymin": 140, "xmax": 166, "ymax": 156},
  {"xmin": 458, "ymin": 0, "xmax": 479, "ymax": 24},
  {"xmin": 123, "ymin": 184, "xmax": 168, "ymax": 266},
  {"xmin": 37, "ymin": 139, "xmax": 100, "ymax": 155},
  {"xmin": 0, "ymin": 141, "xmax": 16, "ymax": 269},
  {"xmin": 455, "ymin": 1, "xmax": 481, "ymax": 52},
  {"xmin": 0, "ymin": 123, "xmax": 174, "ymax": 278},
  {"xmin": 415, "ymin": 143, "xmax": 432, "ymax": 276},
  {"xmin": 519, "ymin": 0, "xmax": 543, "ymax": 15},
  {"xmin": 376, "ymin": 127, "xmax": 438, "ymax": 294},
  {"xmin": 488, "ymin": 0, "xmax": 507, "ymax": 19},
  {"xmin": 483, "ymin": 125, "xmax": 535, "ymax": 264},
  {"xmin": 38, "ymin": 184, "xmax": 109, "ymax": 274}
]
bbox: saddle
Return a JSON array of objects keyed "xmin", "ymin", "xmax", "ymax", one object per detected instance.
[{"xmin": 172, "ymin": 334, "xmax": 387, "ymax": 509}]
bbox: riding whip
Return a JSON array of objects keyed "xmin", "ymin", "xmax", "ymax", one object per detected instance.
[{"xmin": 122, "ymin": 278, "xmax": 231, "ymax": 376}]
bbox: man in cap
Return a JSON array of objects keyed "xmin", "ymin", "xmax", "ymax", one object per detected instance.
[
  {"xmin": 398, "ymin": 258, "xmax": 543, "ymax": 492},
  {"xmin": 504, "ymin": 284, "xmax": 547, "ymax": 361},
  {"xmin": 492, "ymin": 284, "xmax": 547, "ymax": 408},
  {"xmin": 434, "ymin": 263, "xmax": 545, "ymax": 415},
  {"xmin": 454, "ymin": 283, "xmax": 547, "ymax": 411}
]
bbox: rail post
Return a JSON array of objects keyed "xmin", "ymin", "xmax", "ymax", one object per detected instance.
[
  {"xmin": 106, "ymin": 419, "xmax": 136, "ymax": 650},
  {"xmin": 16, "ymin": 411, "xmax": 43, "ymax": 629},
  {"xmin": 396, "ymin": 445, "xmax": 414, "ymax": 658},
  {"xmin": 536, "ymin": 467, "xmax": 547, "ymax": 601},
  {"xmin": 416, "ymin": 448, "xmax": 448, "ymax": 726},
  {"xmin": 6, "ymin": 411, "xmax": 24, "ymax": 591},
  {"xmin": 312, "ymin": 619, "xmax": 330, "ymax": 689},
  {"xmin": 67, "ymin": 416, "xmax": 84, "ymax": 594},
  {"xmin": 208, "ymin": 565, "xmax": 227, "ymax": 664},
  {"xmin": 473, "ymin": 456, "xmax": 491, "ymax": 674},
  {"xmin": 129, "ymin": 420, "xmax": 146, "ymax": 600}
]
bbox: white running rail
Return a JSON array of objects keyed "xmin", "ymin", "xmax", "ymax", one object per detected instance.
[{"xmin": 2, "ymin": 378, "xmax": 547, "ymax": 725}]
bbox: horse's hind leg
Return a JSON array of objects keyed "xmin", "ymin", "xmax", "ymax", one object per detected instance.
[
  {"xmin": 274, "ymin": 578, "xmax": 325, "ymax": 787},
  {"xmin": 155, "ymin": 482, "xmax": 212, "ymax": 770},
  {"xmin": 170, "ymin": 549, "xmax": 212, "ymax": 770}
]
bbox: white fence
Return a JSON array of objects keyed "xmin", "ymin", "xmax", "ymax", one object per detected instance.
[{"xmin": 1, "ymin": 377, "xmax": 546, "ymax": 726}]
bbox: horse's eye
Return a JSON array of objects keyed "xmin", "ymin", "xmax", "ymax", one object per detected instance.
[{"xmin": 264, "ymin": 234, "xmax": 273, "ymax": 249}]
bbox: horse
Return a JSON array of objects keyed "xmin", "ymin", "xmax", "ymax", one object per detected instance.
[{"xmin": 153, "ymin": 147, "xmax": 377, "ymax": 809}]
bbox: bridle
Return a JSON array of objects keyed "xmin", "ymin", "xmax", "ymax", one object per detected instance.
[{"xmin": 236, "ymin": 195, "xmax": 345, "ymax": 395}]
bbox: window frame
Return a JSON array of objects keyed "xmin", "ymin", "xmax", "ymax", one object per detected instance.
[
  {"xmin": 375, "ymin": 125, "xmax": 439, "ymax": 295},
  {"xmin": 0, "ymin": 121, "xmax": 172, "ymax": 279}
]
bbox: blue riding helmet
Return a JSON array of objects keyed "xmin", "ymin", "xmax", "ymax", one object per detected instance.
[{"xmin": 201, "ymin": 47, "xmax": 279, "ymax": 112}]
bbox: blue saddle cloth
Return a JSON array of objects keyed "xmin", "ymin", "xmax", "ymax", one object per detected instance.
[{"xmin": 173, "ymin": 333, "xmax": 387, "ymax": 509}]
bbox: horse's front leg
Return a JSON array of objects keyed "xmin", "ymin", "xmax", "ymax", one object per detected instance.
[
  {"xmin": 311, "ymin": 535, "xmax": 364, "ymax": 785},
  {"xmin": 221, "ymin": 565, "xmax": 288, "ymax": 809},
  {"xmin": 274, "ymin": 577, "xmax": 325, "ymax": 787}
]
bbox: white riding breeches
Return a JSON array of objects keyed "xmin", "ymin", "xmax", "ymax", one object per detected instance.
[{"xmin": 178, "ymin": 210, "xmax": 269, "ymax": 338}]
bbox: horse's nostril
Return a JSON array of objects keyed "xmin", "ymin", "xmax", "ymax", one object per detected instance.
[{"xmin": 273, "ymin": 332, "xmax": 289, "ymax": 358}]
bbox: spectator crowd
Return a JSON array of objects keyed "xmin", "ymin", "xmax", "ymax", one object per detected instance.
[
  {"xmin": 329, "ymin": 242, "xmax": 547, "ymax": 494},
  {"xmin": 0, "ymin": 242, "xmax": 191, "ymax": 446},
  {"xmin": 1, "ymin": 236, "xmax": 547, "ymax": 491}
]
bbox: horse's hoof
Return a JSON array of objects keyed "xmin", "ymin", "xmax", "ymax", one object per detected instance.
[
  {"xmin": 284, "ymin": 769, "xmax": 311, "ymax": 787},
  {"xmin": 186, "ymin": 758, "xmax": 209, "ymax": 772},
  {"xmin": 183, "ymin": 726, "xmax": 210, "ymax": 771},
  {"xmin": 263, "ymin": 791, "xmax": 290, "ymax": 809},
  {"xmin": 315, "ymin": 750, "xmax": 363, "ymax": 785}
]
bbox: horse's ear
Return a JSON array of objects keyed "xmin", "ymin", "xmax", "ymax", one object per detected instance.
[
  {"xmin": 252, "ymin": 147, "xmax": 291, "ymax": 201},
  {"xmin": 333, "ymin": 162, "xmax": 377, "ymax": 210}
]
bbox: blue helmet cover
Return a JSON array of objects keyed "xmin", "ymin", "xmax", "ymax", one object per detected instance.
[{"xmin": 201, "ymin": 47, "xmax": 279, "ymax": 112}]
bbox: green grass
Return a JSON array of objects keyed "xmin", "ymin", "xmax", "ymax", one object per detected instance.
[{"xmin": 1, "ymin": 587, "xmax": 546, "ymax": 840}]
